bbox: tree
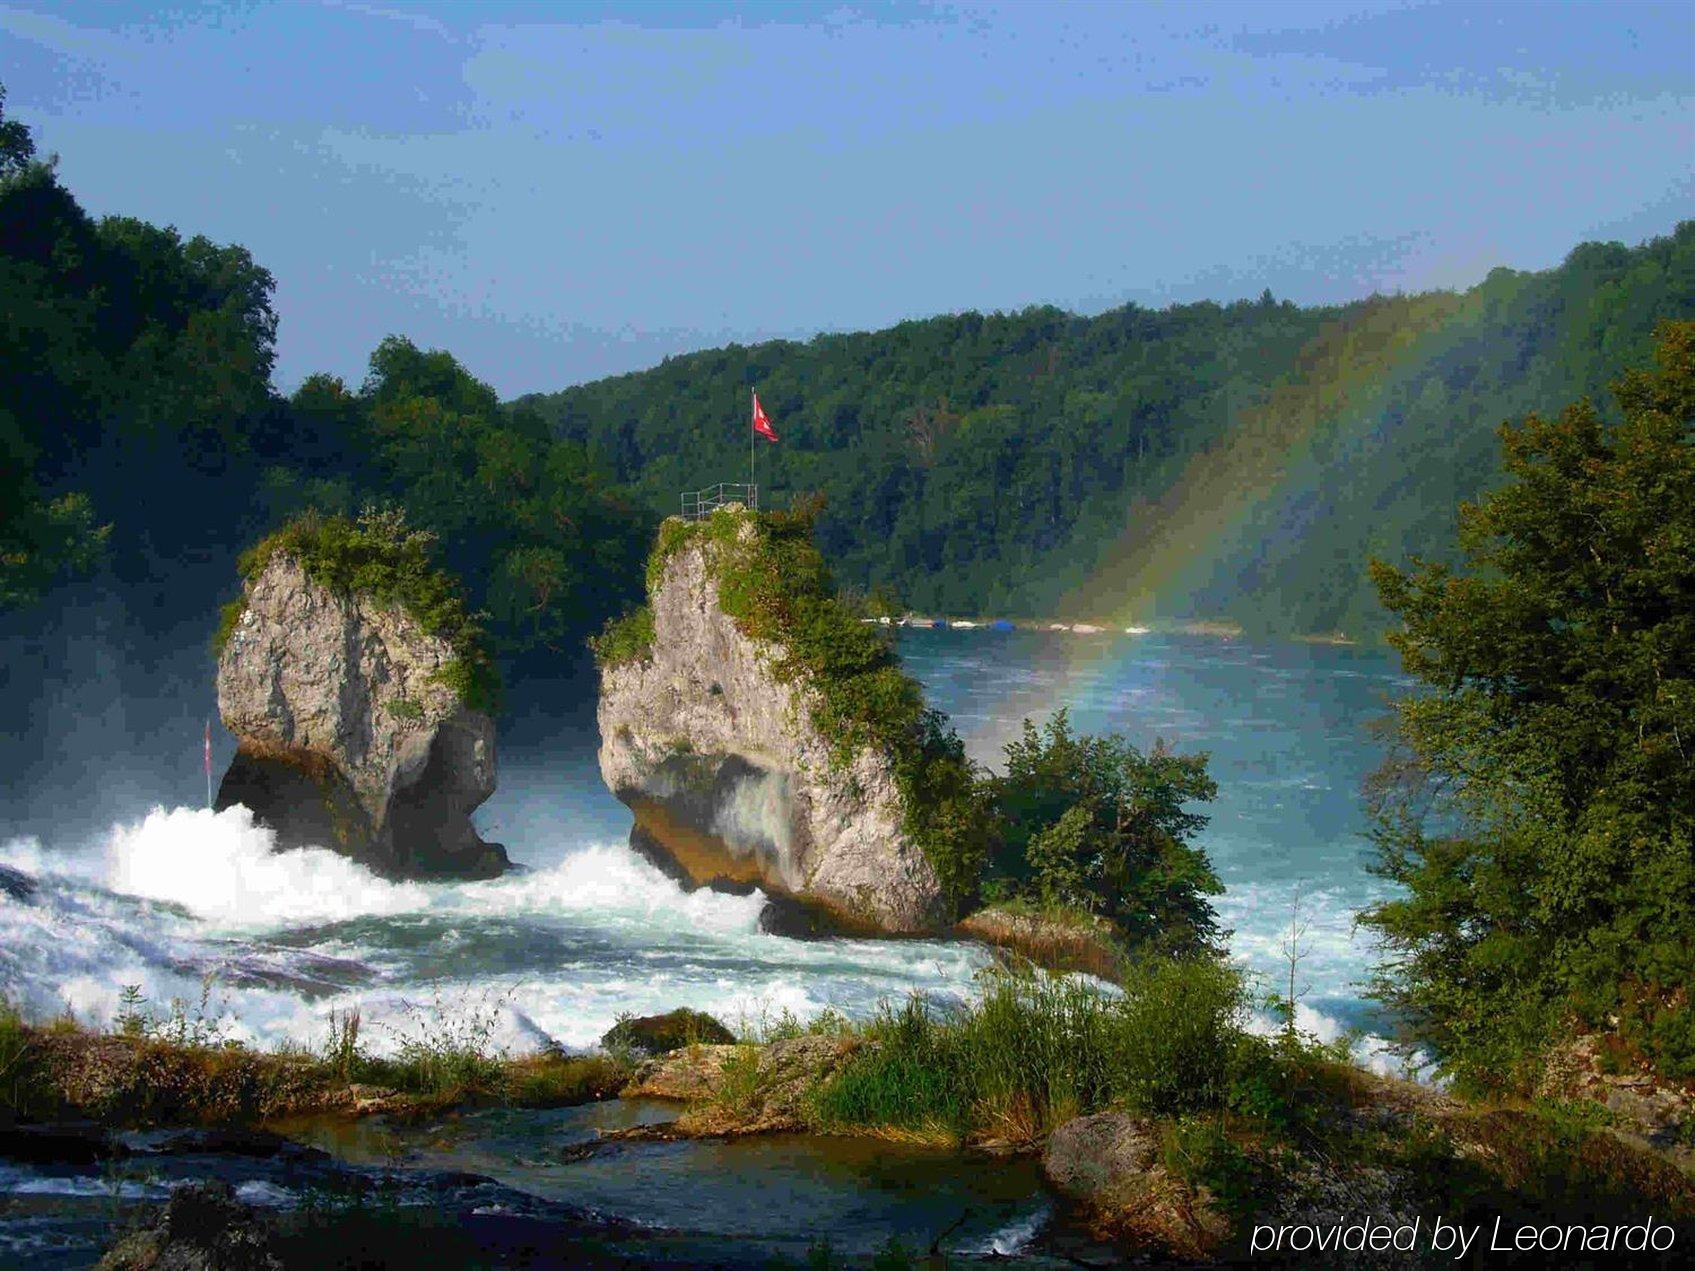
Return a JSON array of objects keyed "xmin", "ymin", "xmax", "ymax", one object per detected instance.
[
  {"xmin": 0, "ymin": 85, "xmax": 35, "ymax": 178},
  {"xmin": 988, "ymin": 709, "xmax": 1222, "ymax": 953},
  {"xmin": 1363, "ymin": 321, "xmax": 1695, "ymax": 1090}
]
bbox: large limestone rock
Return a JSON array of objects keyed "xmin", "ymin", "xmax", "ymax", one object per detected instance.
[
  {"xmin": 216, "ymin": 552, "xmax": 507, "ymax": 879},
  {"xmin": 597, "ymin": 517, "xmax": 945, "ymax": 933}
]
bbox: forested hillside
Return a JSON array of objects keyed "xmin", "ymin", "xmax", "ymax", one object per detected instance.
[{"xmin": 521, "ymin": 225, "xmax": 1694, "ymax": 635}]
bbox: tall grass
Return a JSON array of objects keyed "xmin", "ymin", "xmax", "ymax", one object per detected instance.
[{"xmin": 813, "ymin": 959, "xmax": 1251, "ymax": 1141}]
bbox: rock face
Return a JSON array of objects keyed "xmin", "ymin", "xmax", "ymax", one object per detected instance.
[
  {"xmin": 216, "ymin": 553, "xmax": 507, "ymax": 879},
  {"xmin": 1042, "ymin": 1113, "xmax": 1228, "ymax": 1259},
  {"xmin": 597, "ymin": 517, "xmax": 944, "ymax": 932}
]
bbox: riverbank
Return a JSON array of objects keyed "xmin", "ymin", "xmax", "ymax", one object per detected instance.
[
  {"xmin": 0, "ymin": 1001, "xmax": 630, "ymax": 1130},
  {"xmin": 608, "ymin": 971, "xmax": 1695, "ymax": 1263},
  {"xmin": 7, "ymin": 967, "xmax": 1694, "ymax": 1267}
]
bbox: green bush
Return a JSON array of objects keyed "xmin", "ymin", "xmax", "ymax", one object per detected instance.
[
  {"xmin": 988, "ymin": 709, "xmax": 1222, "ymax": 955},
  {"xmin": 1364, "ymin": 322, "xmax": 1695, "ymax": 1089},
  {"xmin": 589, "ymin": 604, "xmax": 655, "ymax": 669},
  {"xmin": 812, "ymin": 959, "xmax": 1255, "ymax": 1140}
]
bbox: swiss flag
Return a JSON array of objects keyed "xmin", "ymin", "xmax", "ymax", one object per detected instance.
[{"xmin": 752, "ymin": 392, "xmax": 778, "ymax": 443}]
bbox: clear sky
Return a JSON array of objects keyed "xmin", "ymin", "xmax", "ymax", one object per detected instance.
[{"xmin": 3, "ymin": 0, "xmax": 1690, "ymax": 398}]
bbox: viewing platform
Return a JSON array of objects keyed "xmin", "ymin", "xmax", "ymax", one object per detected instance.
[{"xmin": 680, "ymin": 483, "xmax": 759, "ymax": 521}]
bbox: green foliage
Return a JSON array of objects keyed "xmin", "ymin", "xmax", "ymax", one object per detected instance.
[
  {"xmin": 989, "ymin": 709, "xmax": 1222, "ymax": 954},
  {"xmin": 812, "ymin": 959, "xmax": 1252, "ymax": 1140},
  {"xmin": 1, "ymin": 85, "xmax": 272, "ymax": 608},
  {"xmin": 225, "ymin": 507, "xmax": 501, "ymax": 712},
  {"xmin": 522, "ymin": 225, "xmax": 1695, "ymax": 636},
  {"xmin": 639, "ymin": 504, "xmax": 994, "ymax": 913},
  {"xmin": 1363, "ymin": 321, "xmax": 1695, "ymax": 1088},
  {"xmin": 589, "ymin": 604, "xmax": 655, "ymax": 669}
]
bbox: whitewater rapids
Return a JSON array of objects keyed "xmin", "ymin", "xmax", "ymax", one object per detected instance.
[{"xmin": 0, "ymin": 804, "xmax": 990, "ymax": 1057}]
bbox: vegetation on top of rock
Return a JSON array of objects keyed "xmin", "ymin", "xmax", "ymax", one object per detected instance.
[
  {"xmin": 1365, "ymin": 321, "xmax": 1695, "ymax": 1092},
  {"xmin": 0, "ymin": 993, "xmax": 627, "ymax": 1126},
  {"xmin": 630, "ymin": 969, "xmax": 1693, "ymax": 1260},
  {"xmin": 588, "ymin": 603, "xmax": 654, "ymax": 669},
  {"xmin": 214, "ymin": 507, "xmax": 500, "ymax": 714}
]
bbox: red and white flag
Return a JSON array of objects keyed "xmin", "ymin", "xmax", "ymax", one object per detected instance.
[{"xmin": 752, "ymin": 392, "xmax": 778, "ymax": 443}]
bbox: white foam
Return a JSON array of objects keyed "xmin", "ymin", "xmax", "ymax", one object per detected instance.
[{"xmin": 0, "ymin": 804, "xmax": 987, "ymax": 1057}]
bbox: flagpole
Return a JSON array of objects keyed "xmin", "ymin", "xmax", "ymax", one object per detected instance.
[{"xmin": 750, "ymin": 387, "xmax": 756, "ymax": 511}]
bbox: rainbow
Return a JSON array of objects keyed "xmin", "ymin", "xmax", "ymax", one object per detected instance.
[
  {"xmin": 1067, "ymin": 288, "xmax": 1473, "ymax": 630},
  {"xmin": 940, "ymin": 287, "xmax": 1490, "ymax": 761}
]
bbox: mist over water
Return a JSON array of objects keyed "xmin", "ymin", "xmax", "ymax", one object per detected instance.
[{"xmin": 1, "ymin": 627, "xmax": 1407, "ymax": 1071}]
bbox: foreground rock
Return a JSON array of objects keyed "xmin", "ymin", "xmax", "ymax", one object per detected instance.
[
  {"xmin": 957, "ymin": 905, "xmax": 1126, "ymax": 981},
  {"xmin": 601, "ymin": 1009, "xmax": 736, "ymax": 1057},
  {"xmin": 1042, "ymin": 1113, "xmax": 1228, "ymax": 1260},
  {"xmin": 597, "ymin": 509, "xmax": 945, "ymax": 932},
  {"xmin": 1538, "ymin": 1032, "xmax": 1695, "ymax": 1168},
  {"xmin": 97, "ymin": 1180, "xmax": 282, "ymax": 1271},
  {"xmin": 619, "ymin": 1035, "xmax": 863, "ymax": 1136},
  {"xmin": 216, "ymin": 548, "xmax": 506, "ymax": 879}
]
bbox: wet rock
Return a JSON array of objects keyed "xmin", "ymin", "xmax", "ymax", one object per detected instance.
[
  {"xmin": 1042, "ymin": 1112, "xmax": 1227, "ymax": 1260},
  {"xmin": 216, "ymin": 551, "xmax": 507, "ymax": 879},
  {"xmin": 601, "ymin": 1009, "xmax": 736, "ymax": 1058},
  {"xmin": 97, "ymin": 1179, "xmax": 282, "ymax": 1270},
  {"xmin": 598, "ymin": 512, "xmax": 944, "ymax": 932},
  {"xmin": 0, "ymin": 863, "xmax": 35, "ymax": 902}
]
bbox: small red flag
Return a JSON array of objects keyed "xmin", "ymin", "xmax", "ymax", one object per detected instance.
[
  {"xmin": 204, "ymin": 720, "xmax": 212, "ymax": 778},
  {"xmin": 752, "ymin": 392, "xmax": 778, "ymax": 443}
]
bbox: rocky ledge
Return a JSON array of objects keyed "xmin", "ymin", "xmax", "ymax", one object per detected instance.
[
  {"xmin": 216, "ymin": 545, "xmax": 507, "ymax": 879},
  {"xmin": 596, "ymin": 509, "xmax": 947, "ymax": 933}
]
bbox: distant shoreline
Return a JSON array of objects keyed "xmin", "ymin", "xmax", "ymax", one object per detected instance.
[{"xmin": 870, "ymin": 615, "xmax": 1363, "ymax": 647}]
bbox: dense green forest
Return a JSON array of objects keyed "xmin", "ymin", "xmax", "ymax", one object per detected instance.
[
  {"xmin": 521, "ymin": 225, "xmax": 1694, "ymax": 636},
  {"xmin": 4, "ymin": 71, "xmax": 1690, "ymax": 663}
]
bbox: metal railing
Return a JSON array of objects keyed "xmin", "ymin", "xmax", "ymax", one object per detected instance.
[{"xmin": 681, "ymin": 483, "xmax": 758, "ymax": 521}]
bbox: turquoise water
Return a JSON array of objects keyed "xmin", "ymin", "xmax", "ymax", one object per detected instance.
[{"xmin": 901, "ymin": 628, "xmax": 1409, "ymax": 1045}]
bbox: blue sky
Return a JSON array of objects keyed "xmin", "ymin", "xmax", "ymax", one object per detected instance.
[{"xmin": 2, "ymin": 0, "xmax": 1690, "ymax": 397}]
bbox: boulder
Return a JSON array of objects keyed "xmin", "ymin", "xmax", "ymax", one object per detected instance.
[
  {"xmin": 622, "ymin": 1043, "xmax": 743, "ymax": 1103},
  {"xmin": 956, "ymin": 905, "xmax": 1125, "ymax": 981},
  {"xmin": 601, "ymin": 1008, "xmax": 736, "ymax": 1057},
  {"xmin": 97, "ymin": 1180, "xmax": 282, "ymax": 1271},
  {"xmin": 620, "ymin": 1034, "xmax": 863, "ymax": 1136},
  {"xmin": 1042, "ymin": 1112, "xmax": 1227, "ymax": 1259},
  {"xmin": 216, "ymin": 551, "xmax": 506, "ymax": 879},
  {"xmin": 597, "ymin": 512, "xmax": 944, "ymax": 932}
]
